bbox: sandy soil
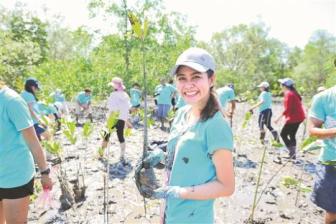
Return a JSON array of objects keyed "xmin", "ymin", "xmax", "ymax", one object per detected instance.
[{"xmin": 28, "ymin": 101, "xmax": 324, "ymax": 224}]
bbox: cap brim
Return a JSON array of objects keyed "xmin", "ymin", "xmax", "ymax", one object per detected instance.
[{"xmin": 170, "ymin": 62, "xmax": 208, "ymax": 76}]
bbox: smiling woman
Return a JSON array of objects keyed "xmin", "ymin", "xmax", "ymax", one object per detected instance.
[{"xmin": 151, "ymin": 48, "xmax": 235, "ymax": 224}]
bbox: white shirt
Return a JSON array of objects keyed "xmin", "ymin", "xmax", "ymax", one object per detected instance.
[{"xmin": 106, "ymin": 91, "xmax": 131, "ymax": 121}]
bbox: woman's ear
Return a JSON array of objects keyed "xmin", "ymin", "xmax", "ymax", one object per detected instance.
[{"xmin": 209, "ymin": 74, "xmax": 216, "ymax": 87}]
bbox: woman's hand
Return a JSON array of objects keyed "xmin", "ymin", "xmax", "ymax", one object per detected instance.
[{"xmin": 41, "ymin": 174, "xmax": 53, "ymax": 190}]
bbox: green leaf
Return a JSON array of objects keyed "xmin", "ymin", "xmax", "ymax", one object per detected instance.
[
  {"xmin": 242, "ymin": 111, "xmax": 252, "ymax": 129},
  {"xmin": 271, "ymin": 140, "xmax": 284, "ymax": 148},
  {"xmin": 143, "ymin": 19, "xmax": 149, "ymax": 38},
  {"xmin": 124, "ymin": 128, "xmax": 132, "ymax": 137},
  {"xmin": 106, "ymin": 112, "xmax": 119, "ymax": 132},
  {"xmin": 83, "ymin": 122, "xmax": 93, "ymax": 138},
  {"xmin": 281, "ymin": 176, "xmax": 299, "ymax": 188},
  {"xmin": 128, "ymin": 11, "xmax": 142, "ymax": 38},
  {"xmin": 301, "ymin": 136, "xmax": 318, "ymax": 149},
  {"xmin": 43, "ymin": 140, "xmax": 62, "ymax": 156}
]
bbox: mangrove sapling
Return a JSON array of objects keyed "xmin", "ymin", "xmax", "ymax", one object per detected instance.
[
  {"xmin": 249, "ymin": 140, "xmax": 268, "ymax": 223},
  {"xmin": 128, "ymin": 10, "xmax": 150, "ymax": 215}
]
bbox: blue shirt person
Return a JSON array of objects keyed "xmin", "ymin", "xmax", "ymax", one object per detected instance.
[
  {"xmin": 217, "ymin": 85, "xmax": 236, "ymax": 118},
  {"xmin": 0, "ymin": 83, "xmax": 52, "ymax": 223},
  {"xmin": 249, "ymin": 81, "xmax": 279, "ymax": 144},
  {"xmin": 151, "ymin": 48, "xmax": 235, "ymax": 223},
  {"xmin": 75, "ymin": 89, "xmax": 93, "ymax": 123},
  {"xmin": 155, "ymin": 80, "xmax": 176, "ymax": 129},
  {"xmin": 50, "ymin": 89, "xmax": 65, "ymax": 102},
  {"xmin": 308, "ymin": 86, "xmax": 336, "ymax": 223},
  {"xmin": 130, "ymin": 83, "xmax": 142, "ymax": 107},
  {"xmin": 21, "ymin": 78, "xmax": 50, "ymax": 141}
]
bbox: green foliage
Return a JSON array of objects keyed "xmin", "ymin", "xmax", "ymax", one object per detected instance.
[
  {"xmin": 62, "ymin": 119, "xmax": 77, "ymax": 145},
  {"xmin": 106, "ymin": 112, "xmax": 119, "ymax": 132},
  {"xmin": 83, "ymin": 122, "xmax": 93, "ymax": 139},
  {"xmin": 300, "ymin": 136, "xmax": 318, "ymax": 149},
  {"xmin": 281, "ymin": 176, "xmax": 312, "ymax": 193},
  {"xmin": 242, "ymin": 111, "xmax": 252, "ymax": 129},
  {"xmin": 43, "ymin": 140, "xmax": 62, "ymax": 156},
  {"xmin": 271, "ymin": 140, "xmax": 284, "ymax": 148},
  {"xmin": 124, "ymin": 128, "xmax": 132, "ymax": 137}
]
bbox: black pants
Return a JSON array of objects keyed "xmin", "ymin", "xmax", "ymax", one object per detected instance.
[
  {"xmin": 103, "ymin": 119, "xmax": 125, "ymax": 143},
  {"xmin": 280, "ymin": 122, "xmax": 301, "ymax": 147},
  {"xmin": 258, "ymin": 109, "xmax": 274, "ymax": 131}
]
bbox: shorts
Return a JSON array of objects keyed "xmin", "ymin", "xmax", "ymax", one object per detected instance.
[
  {"xmin": 156, "ymin": 104, "xmax": 171, "ymax": 119},
  {"xmin": 311, "ymin": 163, "xmax": 336, "ymax": 212},
  {"xmin": 34, "ymin": 123, "xmax": 46, "ymax": 139},
  {"xmin": 103, "ymin": 119, "xmax": 125, "ymax": 143},
  {"xmin": 0, "ymin": 178, "xmax": 34, "ymax": 200},
  {"xmin": 132, "ymin": 104, "xmax": 141, "ymax": 109}
]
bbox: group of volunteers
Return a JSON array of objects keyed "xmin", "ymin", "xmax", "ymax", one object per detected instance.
[{"xmin": 0, "ymin": 46, "xmax": 335, "ymax": 224}]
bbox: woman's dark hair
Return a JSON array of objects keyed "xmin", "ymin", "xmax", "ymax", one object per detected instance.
[
  {"xmin": 264, "ymin": 87, "xmax": 270, "ymax": 92},
  {"xmin": 285, "ymin": 85, "xmax": 302, "ymax": 101},
  {"xmin": 24, "ymin": 82, "xmax": 38, "ymax": 101},
  {"xmin": 200, "ymin": 69, "xmax": 220, "ymax": 121}
]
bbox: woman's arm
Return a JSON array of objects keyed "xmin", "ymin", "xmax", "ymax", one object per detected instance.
[
  {"xmin": 308, "ymin": 117, "xmax": 336, "ymax": 139},
  {"xmin": 179, "ymin": 149, "xmax": 235, "ymax": 200},
  {"xmin": 22, "ymin": 127, "xmax": 53, "ymax": 190},
  {"xmin": 27, "ymin": 103, "xmax": 40, "ymax": 122}
]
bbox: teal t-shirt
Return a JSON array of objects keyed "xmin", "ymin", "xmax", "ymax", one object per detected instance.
[
  {"xmin": 157, "ymin": 84, "xmax": 176, "ymax": 105},
  {"xmin": 309, "ymin": 86, "xmax": 336, "ymax": 162},
  {"xmin": 130, "ymin": 88, "xmax": 142, "ymax": 107},
  {"xmin": 258, "ymin": 91, "xmax": 272, "ymax": 112},
  {"xmin": 37, "ymin": 102, "xmax": 58, "ymax": 115},
  {"xmin": 0, "ymin": 87, "xmax": 35, "ymax": 188},
  {"xmin": 21, "ymin": 90, "xmax": 39, "ymax": 124},
  {"xmin": 166, "ymin": 106, "xmax": 233, "ymax": 224},
  {"xmin": 217, "ymin": 86, "xmax": 235, "ymax": 108},
  {"xmin": 76, "ymin": 91, "xmax": 91, "ymax": 105},
  {"xmin": 51, "ymin": 91, "xmax": 65, "ymax": 102},
  {"xmin": 176, "ymin": 95, "xmax": 186, "ymax": 109}
]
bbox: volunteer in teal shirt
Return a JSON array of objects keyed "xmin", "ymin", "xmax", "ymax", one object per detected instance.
[
  {"xmin": 309, "ymin": 86, "xmax": 336, "ymax": 224},
  {"xmin": 75, "ymin": 89, "xmax": 93, "ymax": 123},
  {"xmin": 21, "ymin": 78, "xmax": 50, "ymax": 141},
  {"xmin": 217, "ymin": 85, "xmax": 236, "ymax": 118},
  {"xmin": 130, "ymin": 83, "xmax": 142, "ymax": 107},
  {"xmin": 0, "ymin": 83, "xmax": 52, "ymax": 223},
  {"xmin": 152, "ymin": 48, "xmax": 235, "ymax": 223},
  {"xmin": 249, "ymin": 81, "xmax": 279, "ymax": 144}
]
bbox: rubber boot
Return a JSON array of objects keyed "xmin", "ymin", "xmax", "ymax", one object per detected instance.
[
  {"xmin": 88, "ymin": 113, "xmax": 93, "ymax": 123},
  {"xmin": 271, "ymin": 130, "xmax": 280, "ymax": 143},
  {"xmin": 288, "ymin": 146, "xmax": 296, "ymax": 160},
  {"xmin": 120, "ymin": 142, "xmax": 126, "ymax": 165},
  {"xmin": 260, "ymin": 131, "xmax": 266, "ymax": 145}
]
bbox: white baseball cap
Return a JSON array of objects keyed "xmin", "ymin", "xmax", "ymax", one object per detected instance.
[
  {"xmin": 170, "ymin": 47, "xmax": 216, "ymax": 75},
  {"xmin": 257, "ymin": 81, "xmax": 270, "ymax": 88}
]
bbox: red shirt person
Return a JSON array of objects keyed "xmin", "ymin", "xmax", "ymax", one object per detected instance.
[{"xmin": 275, "ymin": 78, "xmax": 305, "ymax": 159}]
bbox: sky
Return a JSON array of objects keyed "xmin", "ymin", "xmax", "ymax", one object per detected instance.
[{"xmin": 1, "ymin": 0, "xmax": 335, "ymax": 48}]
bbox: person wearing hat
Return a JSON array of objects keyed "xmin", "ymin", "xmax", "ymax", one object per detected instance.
[
  {"xmin": 217, "ymin": 84, "xmax": 236, "ymax": 119},
  {"xmin": 21, "ymin": 78, "xmax": 51, "ymax": 141},
  {"xmin": 275, "ymin": 78, "xmax": 305, "ymax": 159},
  {"xmin": 101, "ymin": 77, "xmax": 132, "ymax": 164},
  {"xmin": 75, "ymin": 88, "xmax": 93, "ymax": 124},
  {"xmin": 151, "ymin": 48, "xmax": 235, "ymax": 223},
  {"xmin": 249, "ymin": 81, "xmax": 279, "ymax": 144},
  {"xmin": 0, "ymin": 80, "xmax": 53, "ymax": 223}
]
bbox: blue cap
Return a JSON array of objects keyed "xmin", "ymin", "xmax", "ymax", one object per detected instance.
[
  {"xmin": 278, "ymin": 78, "xmax": 294, "ymax": 87},
  {"xmin": 25, "ymin": 77, "xmax": 40, "ymax": 89}
]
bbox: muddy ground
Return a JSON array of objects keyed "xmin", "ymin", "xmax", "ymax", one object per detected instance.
[{"xmin": 28, "ymin": 101, "xmax": 324, "ymax": 224}]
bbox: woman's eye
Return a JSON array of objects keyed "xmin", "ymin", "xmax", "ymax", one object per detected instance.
[{"xmin": 177, "ymin": 77, "xmax": 186, "ymax": 81}]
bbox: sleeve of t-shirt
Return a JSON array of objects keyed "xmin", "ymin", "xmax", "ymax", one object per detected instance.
[
  {"xmin": 8, "ymin": 97, "xmax": 34, "ymax": 131},
  {"xmin": 206, "ymin": 113, "xmax": 233, "ymax": 154},
  {"xmin": 309, "ymin": 94, "xmax": 325, "ymax": 122}
]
